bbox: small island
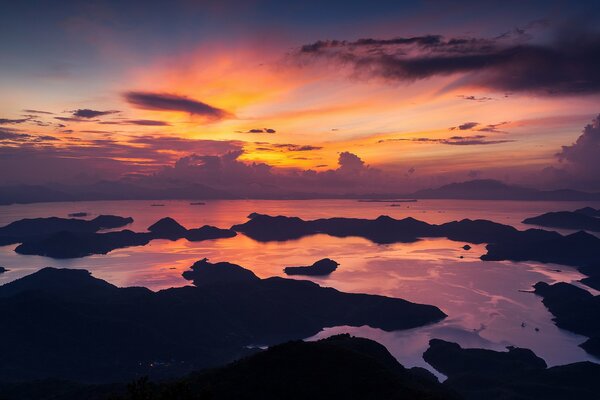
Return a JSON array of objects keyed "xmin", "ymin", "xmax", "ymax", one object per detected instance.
[
  {"xmin": 284, "ymin": 258, "xmax": 339, "ymax": 276},
  {"xmin": 1, "ymin": 216, "xmax": 236, "ymax": 258}
]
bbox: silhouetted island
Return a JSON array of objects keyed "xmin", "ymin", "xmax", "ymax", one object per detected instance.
[
  {"xmin": 423, "ymin": 339, "xmax": 600, "ymax": 400},
  {"xmin": 580, "ymin": 266, "xmax": 600, "ymax": 291},
  {"xmin": 0, "ymin": 267, "xmax": 6, "ymax": 274},
  {"xmin": 284, "ymin": 258, "xmax": 339, "ymax": 276},
  {"xmin": 0, "ymin": 263, "xmax": 445, "ymax": 383},
  {"xmin": 575, "ymin": 207, "xmax": 600, "ymax": 217},
  {"xmin": 523, "ymin": 210, "xmax": 600, "ymax": 232},
  {"xmin": 182, "ymin": 258, "xmax": 261, "ymax": 286},
  {"xmin": 232, "ymin": 214, "xmax": 600, "ymax": 273},
  {"xmin": 409, "ymin": 179, "xmax": 600, "ymax": 201},
  {"xmin": 533, "ymin": 281, "xmax": 600, "ymax": 358},
  {"xmin": 5, "ymin": 216, "xmax": 235, "ymax": 258},
  {"xmin": 0, "ymin": 214, "xmax": 133, "ymax": 246}
]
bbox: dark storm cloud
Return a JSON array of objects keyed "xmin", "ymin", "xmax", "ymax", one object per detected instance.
[
  {"xmin": 0, "ymin": 118, "xmax": 30, "ymax": 125},
  {"xmin": 124, "ymin": 91, "xmax": 230, "ymax": 119},
  {"xmin": 99, "ymin": 119, "xmax": 171, "ymax": 126},
  {"xmin": 55, "ymin": 116, "xmax": 97, "ymax": 122},
  {"xmin": 72, "ymin": 109, "xmax": 119, "ymax": 118},
  {"xmin": 128, "ymin": 119, "xmax": 171, "ymax": 126},
  {"xmin": 458, "ymin": 95, "xmax": 495, "ymax": 102},
  {"xmin": 22, "ymin": 109, "xmax": 54, "ymax": 115},
  {"xmin": 450, "ymin": 122, "xmax": 479, "ymax": 131},
  {"xmin": 0, "ymin": 129, "xmax": 31, "ymax": 141},
  {"xmin": 0, "ymin": 128, "xmax": 59, "ymax": 143},
  {"xmin": 556, "ymin": 114, "xmax": 600, "ymax": 174},
  {"xmin": 378, "ymin": 135, "xmax": 513, "ymax": 146},
  {"xmin": 243, "ymin": 128, "xmax": 277, "ymax": 133},
  {"xmin": 272, "ymin": 144, "xmax": 323, "ymax": 151},
  {"xmin": 300, "ymin": 35, "xmax": 445, "ymax": 53},
  {"xmin": 296, "ymin": 28, "xmax": 600, "ymax": 95},
  {"xmin": 128, "ymin": 135, "xmax": 243, "ymax": 154},
  {"xmin": 477, "ymin": 122, "xmax": 510, "ymax": 133}
]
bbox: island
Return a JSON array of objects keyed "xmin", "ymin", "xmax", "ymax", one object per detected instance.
[
  {"xmin": 523, "ymin": 210, "xmax": 600, "ymax": 232},
  {"xmin": 1, "ymin": 216, "xmax": 235, "ymax": 258},
  {"xmin": 533, "ymin": 281, "xmax": 600, "ymax": 358},
  {"xmin": 231, "ymin": 213, "xmax": 600, "ymax": 273},
  {"xmin": 0, "ymin": 214, "xmax": 133, "ymax": 246},
  {"xmin": 284, "ymin": 258, "xmax": 339, "ymax": 276}
]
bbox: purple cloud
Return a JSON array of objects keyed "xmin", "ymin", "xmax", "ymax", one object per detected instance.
[{"xmin": 124, "ymin": 91, "xmax": 230, "ymax": 120}]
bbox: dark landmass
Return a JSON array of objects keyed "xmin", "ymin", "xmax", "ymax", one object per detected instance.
[
  {"xmin": 0, "ymin": 335, "xmax": 457, "ymax": 400},
  {"xmin": 190, "ymin": 202, "xmax": 206, "ymax": 205},
  {"xmin": 0, "ymin": 267, "xmax": 7, "ymax": 274},
  {"xmin": 424, "ymin": 339, "xmax": 600, "ymax": 400},
  {"xmin": 2, "ymin": 180, "xmax": 600, "ymax": 205},
  {"xmin": 409, "ymin": 179, "xmax": 600, "ymax": 201},
  {"xmin": 462, "ymin": 245, "xmax": 471, "ymax": 250},
  {"xmin": 575, "ymin": 207, "xmax": 600, "ymax": 217},
  {"xmin": 0, "ymin": 263, "xmax": 445, "ymax": 383},
  {"xmin": 232, "ymin": 214, "xmax": 600, "ymax": 271},
  {"xmin": 68, "ymin": 212, "xmax": 89, "ymax": 217},
  {"xmin": 284, "ymin": 258, "xmax": 339, "ymax": 276},
  {"xmin": 0, "ymin": 215, "xmax": 133, "ymax": 246},
  {"xmin": 533, "ymin": 281, "xmax": 600, "ymax": 358},
  {"xmin": 13, "ymin": 217, "xmax": 236, "ymax": 258},
  {"xmin": 523, "ymin": 211, "xmax": 600, "ymax": 232},
  {"xmin": 580, "ymin": 275, "xmax": 600, "ymax": 291},
  {"xmin": 182, "ymin": 258, "xmax": 260, "ymax": 286},
  {"xmin": 110, "ymin": 334, "xmax": 457, "ymax": 400},
  {"xmin": 0, "ymin": 181, "xmax": 237, "ymax": 205}
]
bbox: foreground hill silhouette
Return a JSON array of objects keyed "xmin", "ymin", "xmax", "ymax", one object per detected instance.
[
  {"xmin": 3, "ymin": 335, "xmax": 598, "ymax": 400},
  {"xmin": 0, "ymin": 335, "xmax": 458, "ymax": 400},
  {"xmin": 533, "ymin": 281, "xmax": 600, "ymax": 358},
  {"xmin": 423, "ymin": 339, "xmax": 600, "ymax": 400},
  {"xmin": 109, "ymin": 334, "xmax": 457, "ymax": 400},
  {"xmin": 0, "ymin": 262, "xmax": 445, "ymax": 383},
  {"xmin": 0, "ymin": 216, "xmax": 235, "ymax": 258}
]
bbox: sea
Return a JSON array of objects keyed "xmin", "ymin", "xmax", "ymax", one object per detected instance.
[{"xmin": 1, "ymin": 199, "xmax": 599, "ymax": 376}]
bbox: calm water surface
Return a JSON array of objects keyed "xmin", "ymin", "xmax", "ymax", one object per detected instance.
[{"xmin": 1, "ymin": 199, "xmax": 599, "ymax": 374}]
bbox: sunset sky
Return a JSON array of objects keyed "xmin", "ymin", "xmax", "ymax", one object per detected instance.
[{"xmin": 1, "ymin": 0, "xmax": 600, "ymax": 194}]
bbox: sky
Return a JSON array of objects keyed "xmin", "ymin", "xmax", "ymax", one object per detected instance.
[{"xmin": 1, "ymin": 0, "xmax": 600, "ymax": 195}]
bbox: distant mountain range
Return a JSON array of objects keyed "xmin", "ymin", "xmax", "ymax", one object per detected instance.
[
  {"xmin": 408, "ymin": 179, "xmax": 600, "ymax": 201},
  {"xmin": 1, "ymin": 179, "xmax": 599, "ymax": 205}
]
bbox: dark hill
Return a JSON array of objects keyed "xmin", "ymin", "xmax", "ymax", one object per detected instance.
[
  {"xmin": 424, "ymin": 339, "xmax": 600, "ymax": 400},
  {"xmin": 0, "ymin": 263, "xmax": 445, "ymax": 382}
]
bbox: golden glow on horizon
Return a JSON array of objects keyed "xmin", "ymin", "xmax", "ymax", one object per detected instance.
[{"xmin": 6, "ymin": 40, "xmax": 598, "ymax": 180}]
